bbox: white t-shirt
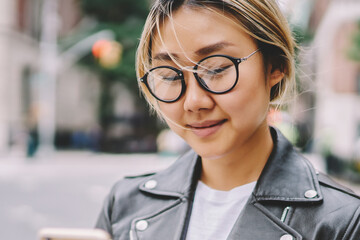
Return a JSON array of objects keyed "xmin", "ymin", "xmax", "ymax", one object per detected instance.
[{"xmin": 185, "ymin": 181, "xmax": 257, "ymax": 240}]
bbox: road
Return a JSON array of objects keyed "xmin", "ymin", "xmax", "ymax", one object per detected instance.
[
  {"xmin": 0, "ymin": 151, "xmax": 176, "ymax": 240},
  {"xmin": 0, "ymin": 151, "xmax": 359, "ymax": 240}
]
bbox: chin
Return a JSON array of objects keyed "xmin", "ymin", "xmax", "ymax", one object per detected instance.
[
  {"xmin": 194, "ymin": 146, "xmax": 231, "ymax": 161},
  {"xmin": 200, "ymin": 153, "xmax": 226, "ymax": 161}
]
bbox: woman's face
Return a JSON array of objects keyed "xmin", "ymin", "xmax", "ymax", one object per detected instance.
[{"xmin": 151, "ymin": 7, "xmax": 282, "ymax": 160}]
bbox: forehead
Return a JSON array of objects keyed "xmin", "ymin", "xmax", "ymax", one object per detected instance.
[{"xmin": 151, "ymin": 6, "xmax": 257, "ymax": 59}]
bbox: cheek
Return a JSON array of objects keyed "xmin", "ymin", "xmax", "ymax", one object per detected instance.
[
  {"xmin": 158, "ymin": 102, "xmax": 182, "ymax": 118},
  {"xmin": 220, "ymin": 72, "xmax": 270, "ymax": 123},
  {"xmin": 158, "ymin": 101, "xmax": 185, "ymax": 132}
]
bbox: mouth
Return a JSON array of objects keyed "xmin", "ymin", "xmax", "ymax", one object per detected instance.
[{"xmin": 186, "ymin": 119, "xmax": 227, "ymax": 137}]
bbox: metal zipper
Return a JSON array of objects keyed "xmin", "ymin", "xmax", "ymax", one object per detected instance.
[{"xmin": 281, "ymin": 206, "xmax": 291, "ymax": 223}]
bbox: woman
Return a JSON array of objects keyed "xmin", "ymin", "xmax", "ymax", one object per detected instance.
[{"xmin": 96, "ymin": 0, "xmax": 360, "ymax": 239}]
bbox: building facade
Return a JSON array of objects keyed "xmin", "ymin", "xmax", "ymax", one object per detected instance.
[{"xmin": 0, "ymin": 0, "xmax": 102, "ymax": 157}]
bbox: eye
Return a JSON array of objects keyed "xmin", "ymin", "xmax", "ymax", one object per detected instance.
[
  {"xmin": 148, "ymin": 67, "xmax": 182, "ymax": 85},
  {"xmin": 208, "ymin": 64, "xmax": 232, "ymax": 75},
  {"xmin": 201, "ymin": 64, "xmax": 233, "ymax": 80},
  {"xmin": 197, "ymin": 55, "xmax": 235, "ymax": 79},
  {"xmin": 162, "ymin": 75, "xmax": 182, "ymax": 81}
]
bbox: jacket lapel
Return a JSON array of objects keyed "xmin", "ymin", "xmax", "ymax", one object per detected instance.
[
  {"xmin": 129, "ymin": 198, "xmax": 189, "ymax": 240},
  {"xmin": 227, "ymin": 200, "xmax": 302, "ymax": 240},
  {"xmin": 130, "ymin": 151, "xmax": 201, "ymax": 240}
]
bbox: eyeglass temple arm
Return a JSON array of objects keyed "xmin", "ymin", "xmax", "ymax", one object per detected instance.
[{"xmin": 240, "ymin": 49, "xmax": 260, "ymax": 62}]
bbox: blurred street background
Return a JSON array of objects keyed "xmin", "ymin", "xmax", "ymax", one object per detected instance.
[
  {"xmin": 0, "ymin": 0, "xmax": 359, "ymax": 239},
  {"xmin": 0, "ymin": 152, "xmax": 177, "ymax": 240}
]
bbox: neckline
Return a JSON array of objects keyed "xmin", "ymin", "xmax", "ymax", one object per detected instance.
[{"xmin": 196, "ymin": 181, "xmax": 257, "ymax": 203}]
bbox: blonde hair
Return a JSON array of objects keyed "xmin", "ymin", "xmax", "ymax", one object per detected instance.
[{"xmin": 136, "ymin": 0, "xmax": 296, "ymax": 112}]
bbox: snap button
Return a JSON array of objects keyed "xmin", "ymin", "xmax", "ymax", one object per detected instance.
[
  {"xmin": 135, "ymin": 220, "xmax": 148, "ymax": 231},
  {"xmin": 280, "ymin": 234, "xmax": 294, "ymax": 240},
  {"xmin": 144, "ymin": 180, "xmax": 157, "ymax": 189},
  {"xmin": 304, "ymin": 189, "xmax": 318, "ymax": 199}
]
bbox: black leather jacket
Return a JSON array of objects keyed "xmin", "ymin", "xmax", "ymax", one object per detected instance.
[{"xmin": 96, "ymin": 128, "xmax": 360, "ymax": 240}]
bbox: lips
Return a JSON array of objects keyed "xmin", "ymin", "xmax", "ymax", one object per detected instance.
[{"xmin": 187, "ymin": 119, "xmax": 227, "ymax": 138}]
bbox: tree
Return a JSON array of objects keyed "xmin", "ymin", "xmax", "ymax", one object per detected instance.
[
  {"xmin": 75, "ymin": 0, "xmax": 160, "ymax": 152},
  {"xmin": 348, "ymin": 21, "xmax": 360, "ymax": 62}
]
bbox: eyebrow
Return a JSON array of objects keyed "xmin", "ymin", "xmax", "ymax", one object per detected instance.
[
  {"xmin": 195, "ymin": 41, "xmax": 234, "ymax": 56},
  {"xmin": 153, "ymin": 52, "xmax": 179, "ymax": 61},
  {"xmin": 152, "ymin": 41, "xmax": 234, "ymax": 62}
]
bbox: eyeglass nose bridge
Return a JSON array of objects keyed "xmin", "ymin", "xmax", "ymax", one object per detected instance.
[
  {"xmin": 178, "ymin": 65, "xmax": 198, "ymax": 77},
  {"xmin": 180, "ymin": 63, "xmax": 212, "ymax": 88},
  {"xmin": 180, "ymin": 65, "xmax": 194, "ymax": 71},
  {"xmin": 178, "ymin": 64, "xmax": 212, "ymax": 93}
]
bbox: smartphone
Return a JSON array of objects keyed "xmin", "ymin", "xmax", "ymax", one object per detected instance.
[{"xmin": 38, "ymin": 228, "xmax": 112, "ymax": 240}]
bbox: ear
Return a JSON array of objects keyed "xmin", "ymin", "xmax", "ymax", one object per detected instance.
[{"xmin": 267, "ymin": 65, "xmax": 285, "ymax": 88}]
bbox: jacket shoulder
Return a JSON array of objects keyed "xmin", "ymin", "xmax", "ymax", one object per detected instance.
[
  {"xmin": 110, "ymin": 172, "xmax": 156, "ymax": 196},
  {"xmin": 317, "ymin": 172, "xmax": 360, "ymax": 200},
  {"xmin": 95, "ymin": 173, "xmax": 157, "ymax": 239},
  {"xmin": 316, "ymin": 173, "xmax": 360, "ymax": 239}
]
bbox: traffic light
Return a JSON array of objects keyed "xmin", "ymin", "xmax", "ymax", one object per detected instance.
[{"xmin": 92, "ymin": 39, "xmax": 123, "ymax": 69}]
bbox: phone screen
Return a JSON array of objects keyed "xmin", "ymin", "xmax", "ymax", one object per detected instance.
[{"xmin": 38, "ymin": 228, "xmax": 111, "ymax": 240}]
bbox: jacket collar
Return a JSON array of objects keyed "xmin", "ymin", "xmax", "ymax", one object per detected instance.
[
  {"xmin": 139, "ymin": 150, "xmax": 201, "ymax": 198},
  {"xmin": 140, "ymin": 127, "xmax": 323, "ymax": 204},
  {"xmin": 253, "ymin": 127, "xmax": 323, "ymax": 203}
]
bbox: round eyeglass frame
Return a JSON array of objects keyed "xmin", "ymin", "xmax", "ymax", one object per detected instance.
[{"xmin": 139, "ymin": 49, "xmax": 260, "ymax": 103}]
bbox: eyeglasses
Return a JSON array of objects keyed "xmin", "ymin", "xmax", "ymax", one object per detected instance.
[{"xmin": 140, "ymin": 49, "xmax": 260, "ymax": 103}]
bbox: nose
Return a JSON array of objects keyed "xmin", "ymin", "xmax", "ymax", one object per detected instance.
[{"xmin": 183, "ymin": 73, "xmax": 215, "ymax": 113}]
